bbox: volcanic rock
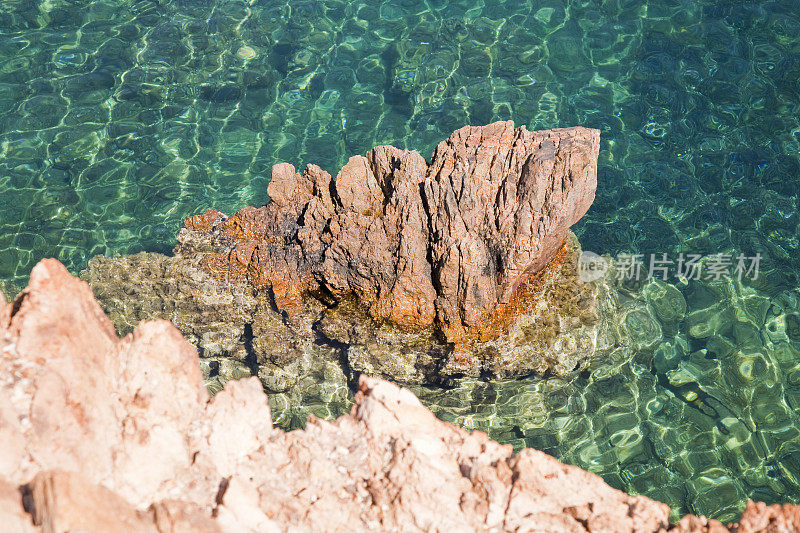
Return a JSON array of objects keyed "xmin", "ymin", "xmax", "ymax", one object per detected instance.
[
  {"xmin": 84, "ymin": 122, "xmax": 602, "ymax": 389},
  {"xmin": 179, "ymin": 121, "xmax": 599, "ymax": 342}
]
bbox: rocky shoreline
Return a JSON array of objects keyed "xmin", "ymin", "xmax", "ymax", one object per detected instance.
[
  {"xmin": 25, "ymin": 121, "xmax": 797, "ymax": 527},
  {"xmin": 2, "ymin": 258, "xmax": 798, "ymax": 532}
]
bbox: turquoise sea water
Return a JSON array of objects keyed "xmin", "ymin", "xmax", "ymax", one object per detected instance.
[{"xmin": 1, "ymin": 0, "xmax": 799, "ymax": 522}]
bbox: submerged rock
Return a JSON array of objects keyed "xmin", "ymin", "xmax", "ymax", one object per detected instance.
[
  {"xmin": 82, "ymin": 251, "xmax": 343, "ymax": 395},
  {"xmin": 85, "ymin": 231, "xmax": 601, "ymax": 393},
  {"xmin": 84, "ymin": 121, "xmax": 602, "ymax": 390}
]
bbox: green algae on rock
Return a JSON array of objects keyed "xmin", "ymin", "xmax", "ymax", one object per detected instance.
[{"xmin": 82, "ymin": 231, "xmax": 601, "ymax": 392}]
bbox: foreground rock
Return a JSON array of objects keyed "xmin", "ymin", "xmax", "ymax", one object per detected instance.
[
  {"xmin": 84, "ymin": 122, "xmax": 602, "ymax": 391},
  {"xmin": 4, "ymin": 258, "xmax": 790, "ymax": 532}
]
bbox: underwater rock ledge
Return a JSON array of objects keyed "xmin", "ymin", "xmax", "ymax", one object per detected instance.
[
  {"xmin": 2, "ymin": 259, "xmax": 797, "ymax": 532},
  {"xmin": 84, "ymin": 121, "xmax": 604, "ymax": 391}
]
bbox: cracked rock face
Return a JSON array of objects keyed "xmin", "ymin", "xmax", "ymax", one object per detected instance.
[
  {"xmin": 84, "ymin": 232, "xmax": 601, "ymax": 396},
  {"xmin": 83, "ymin": 121, "xmax": 602, "ymax": 390},
  {"xmin": 423, "ymin": 122, "xmax": 599, "ymax": 340},
  {"xmin": 0, "ymin": 259, "xmax": 793, "ymax": 532},
  {"xmin": 181, "ymin": 121, "xmax": 600, "ymax": 342}
]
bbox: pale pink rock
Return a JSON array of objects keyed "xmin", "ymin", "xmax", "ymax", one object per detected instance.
[
  {"xmin": 108, "ymin": 320, "xmax": 209, "ymax": 506},
  {"xmin": 25, "ymin": 470, "xmax": 219, "ymax": 533},
  {"xmin": 0, "ymin": 394, "xmax": 26, "ymax": 483},
  {"xmin": 0, "ymin": 290, "xmax": 9, "ymax": 327},
  {"xmin": 27, "ymin": 470, "xmax": 160, "ymax": 533},
  {"xmin": 668, "ymin": 514, "xmax": 730, "ymax": 533},
  {"xmin": 149, "ymin": 499, "xmax": 222, "ymax": 533},
  {"xmin": 1, "ymin": 259, "xmax": 120, "ymax": 487},
  {"xmin": 721, "ymin": 500, "xmax": 800, "ymax": 532},
  {"xmin": 0, "ymin": 259, "xmax": 217, "ymax": 509},
  {"xmin": 0, "ymin": 478, "xmax": 36, "ymax": 533},
  {"xmin": 0, "ymin": 259, "xmax": 796, "ymax": 532},
  {"xmin": 200, "ymin": 377, "xmax": 272, "ymax": 477},
  {"xmin": 506, "ymin": 448, "xmax": 668, "ymax": 532}
]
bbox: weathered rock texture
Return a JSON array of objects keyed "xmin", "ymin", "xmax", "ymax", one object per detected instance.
[
  {"xmin": 182, "ymin": 121, "xmax": 599, "ymax": 343},
  {"xmin": 85, "ymin": 232, "xmax": 600, "ymax": 397},
  {"xmin": 84, "ymin": 122, "xmax": 603, "ymax": 390},
  {"xmin": 3, "ymin": 258, "xmax": 790, "ymax": 532},
  {"xmin": 424, "ymin": 123, "xmax": 599, "ymax": 341}
]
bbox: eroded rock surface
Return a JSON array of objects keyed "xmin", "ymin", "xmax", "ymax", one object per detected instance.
[
  {"xmin": 424, "ymin": 122, "xmax": 598, "ymax": 341},
  {"xmin": 180, "ymin": 121, "xmax": 599, "ymax": 342},
  {"xmin": 85, "ymin": 232, "xmax": 600, "ymax": 396},
  {"xmin": 1, "ymin": 259, "xmax": 795, "ymax": 532},
  {"xmin": 84, "ymin": 122, "xmax": 602, "ymax": 390}
]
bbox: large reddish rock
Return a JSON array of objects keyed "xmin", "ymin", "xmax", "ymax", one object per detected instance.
[
  {"xmin": 424, "ymin": 123, "xmax": 599, "ymax": 340},
  {"xmin": 322, "ymin": 147, "xmax": 436, "ymax": 329},
  {"xmin": 177, "ymin": 121, "xmax": 599, "ymax": 343},
  {"xmin": 84, "ymin": 123, "xmax": 603, "ymax": 388}
]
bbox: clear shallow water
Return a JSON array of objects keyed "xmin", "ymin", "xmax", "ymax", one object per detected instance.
[
  {"xmin": 412, "ymin": 267, "xmax": 800, "ymax": 523},
  {"xmin": 1, "ymin": 0, "xmax": 799, "ymax": 522}
]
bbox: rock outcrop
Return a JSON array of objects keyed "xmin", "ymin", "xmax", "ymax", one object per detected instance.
[
  {"xmin": 85, "ymin": 232, "xmax": 601, "ymax": 394},
  {"xmin": 424, "ymin": 123, "xmax": 598, "ymax": 341},
  {"xmin": 179, "ymin": 121, "xmax": 599, "ymax": 343},
  {"xmin": 84, "ymin": 122, "xmax": 603, "ymax": 391},
  {"xmin": 5, "ymin": 258, "xmax": 790, "ymax": 532}
]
